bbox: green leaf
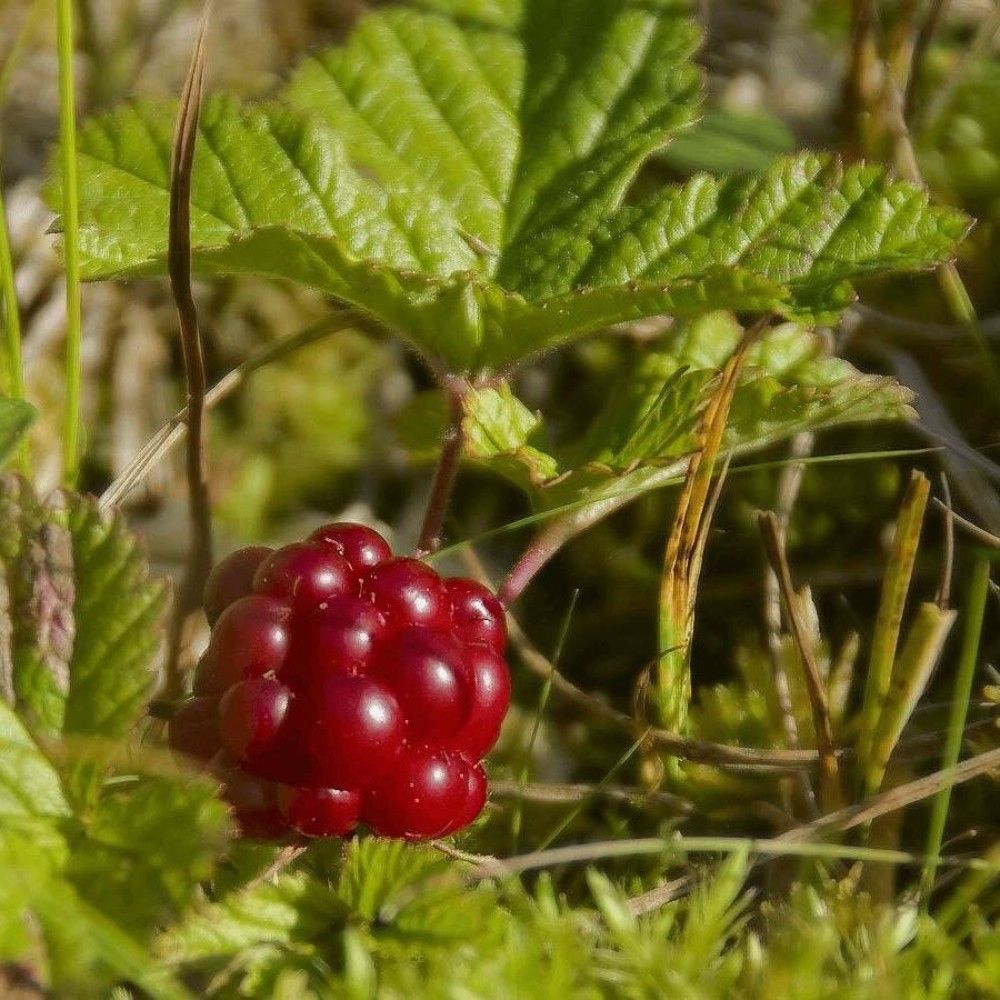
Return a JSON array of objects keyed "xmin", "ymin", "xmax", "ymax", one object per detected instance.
[
  {"xmin": 59, "ymin": 492, "xmax": 168, "ymax": 740},
  {"xmin": 410, "ymin": 313, "xmax": 914, "ymax": 511},
  {"xmin": 0, "ymin": 475, "xmax": 74, "ymax": 734},
  {"xmin": 0, "ymin": 475, "xmax": 167, "ymax": 741},
  {"xmin": 62, "ymin": 2, "xmax": 967, "ymax": 374},
  {"xmin": 0, "ymin": 700, "xmax": 69, "ymax": 818},
  {"xmin": 67, "ymin": 769, "xmax": 231, "ymax": 936},
  {"xmin": 565, "ymin": 154, "xmax": 971, "ymax": 315},
  {"xmin": 158, "ymin": 872, "xmax": 345, "ymax": 965},
  {"xmin": 0, "ymin": 397, "xmax": 35, "ymax": 467},
  {"xmin": 657, "ymin": 107, "xmax": 796, "ymax": 176}
]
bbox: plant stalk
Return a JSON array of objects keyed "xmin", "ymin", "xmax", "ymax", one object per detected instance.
[
  {"xmin": 920, "ymin": 553, "xmax": 993, "ymax": 904},
  {"xmin": 56, "ymin": 0, "xmax": 83, "ymax": 487},
  {"xmin": 415, "ymin": 375, "xmax": 467, "ymax": 556}
]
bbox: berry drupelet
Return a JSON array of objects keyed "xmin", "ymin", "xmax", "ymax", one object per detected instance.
[{"xmin": 168, "ymin": 523, "xmax": 510, "ymax": 841}]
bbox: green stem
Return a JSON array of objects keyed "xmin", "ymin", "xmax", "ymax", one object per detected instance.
[
  {"xmin": 0, "ymin": 177, "xmax": 28, "ymax": 474},
  {"xmin": 920, "ymin": 553, "xmax": 993, "ymax": 905},
  {"xmin": 56, "ymin": 0, "xmax": 83, "ymax": 487}
]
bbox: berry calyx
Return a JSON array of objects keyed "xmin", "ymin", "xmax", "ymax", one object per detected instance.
[
  {"xmin": 167, "ymin": 697, "xmax": 221, "ymax": 762},
  {"xmin": 191, "ymin": 526, "xmax": 510, "ymax": 841}
]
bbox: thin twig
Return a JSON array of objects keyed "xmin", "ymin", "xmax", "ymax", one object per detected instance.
[
  {"xmin": 415, "ymin": 375, "xmax": 468, "ymax": 556},
  {"xmin": 936, "ymin": 476, "xmax": 955, "ymax": 609},
  {"xmin": 629, "ymin": 745, "xmax": 1000, "ymax": 914},
  {"xmin": 100, "ymin": 312, "xmax": 361, "ymax": 510},
  {"xmin": 163, "ymin": 5, "xmax": 213, "ymax": 699},
  {"xmin": 930, "ymin": 496, "xmax": 1000, "ymax": 550},
  {"xmin": 763, "ymin": 432, "xmax": 818, "ymax": 818},
  {"xmin": 499, "ymin": 458, "xmax": 690, "ymax": 606},
  {"xmin": 489, "ymin": 779, "xmax": 693, "ymax": 814},
  {"xmin": 758, "ymin": 511, "xmax": 845, "ymax": 811},
  {"xmin": 467, "ymin": 546, "xmax": 996, "ymax": 775}
]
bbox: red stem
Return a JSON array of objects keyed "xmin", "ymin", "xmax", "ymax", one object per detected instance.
[{"xmin": 415, "ymin": 376, "xmax": 467, "ymax": 556}]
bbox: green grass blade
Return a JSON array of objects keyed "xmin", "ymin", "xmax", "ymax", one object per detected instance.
[
  {"xmin": 921, "ymin": 553, "xmax": 994, "ymax": 904},
  {"xmin": 865, "ymin": 602, "xmax": 957, "ymax": 796},
  {"xmin": 56, "ymin": 0, "xmax": 83, "ymax": 487},
  {"xmin": 857, "ymin": 471, "xmax": 930, "ymax": 782}
]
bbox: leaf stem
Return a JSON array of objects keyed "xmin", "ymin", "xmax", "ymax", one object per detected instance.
[
  {"xmin": 415, "ymin": 375, "xmax": 467, "ymax": 556},
  {"xmin": 920, "ymin": 552, "xmax": 993, "ymax": 905},
  {"xmin": 56, "ymin": 0, "xmax": 83, "ymax": 487}
]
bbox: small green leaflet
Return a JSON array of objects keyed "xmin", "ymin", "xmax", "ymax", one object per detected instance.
[
  {"xmin": 0, "ymin": 474, "xmax": 167, "ymax": 738},
  {"xmin": 0, "ymin": 397, "xmax": 35, "ymax": 467},
  {"xmin": 55, "ymin": 0, "xmax": 967, "ymax": 374},
  {"xmin": 399, "ymin": 314, "xmax": 914, "ymax": 510}
]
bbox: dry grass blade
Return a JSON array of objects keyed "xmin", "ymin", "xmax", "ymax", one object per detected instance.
[
  {"xmin": 628, "ymin": 745, "xmax": 1000, "ymax": 915},
  {"xmin": 763, "ymin": 432, "xmax": 818, "ymax": 817},
  {"xmin": 865, "ymin": 601, "xmax": 957, "ymax": 795},
  {"xmin": 930, "ymin": 496, "xmax": 1000, "ymax": 551},
  {"xmin": 100, "ymin": 313, "xmax": 361, "ymax": 510},
  {"xmin": 857, "ymin": 470, "xmax": 930, "ymax": 778},
  {"xmin": 758, "ymin": 511, "xmax": 845, "ymax": 811},
  {"xmin": 656, "ymin": 319, "xmax": 766, "ymax": 742},
  {"xmin": 163, "ymin": 4, "xmax": 213, "ymax": 699}
]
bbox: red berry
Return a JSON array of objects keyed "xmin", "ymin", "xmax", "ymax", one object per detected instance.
[
  {"xmin": 300, "ymin": 675, "xmax": 404, "ymax": 788},
  {"xmin": 371, "ymin": 627, "xmax": 469, "ymax": 741},
  {"xmin": 219, "ymin": 678, "xmax": 291, "ymax": 762},
  {"xmin": 204, "ymin": 546, "xmax": 273, "ymax": 625},
  {"xmin": 253, "ymin": 543, "xmax": 355, "ymax": 609},
  {"xmin": 446, "ymin": 578, "xmax": 507, "ymax": 651},
  {"xmin": 278, "ymin": 785, "xmax": 360, "ymax": 837},
  {"xmin": 362, "ymin": 749, "xmax": 470, "ymax": 839},
  {"xmin": 361, "ymin": 557, "xmax": 448, "ymax": 629},
  {"xmin": 452, "ymin": 645, "xmax": 510, "ymax": 758},
  {"xmin": 309, "ymin": 522, "xmax": 391, "ymax": 572},
  {"xmin": 220, "ymin": 768, "xmax": 287, "ymax": 839},
  {"xmin": 192, "ymin": 646, "xmax": 224, "ymax": 696},
  {"xmin": 209, "ymin": 595, "xmax": 291, "ymax": 689},
  {"xmin": 440, "ymin": 761, "xmax": 487, "ymax": 835},
  {"xmin": 168, "ymin": 697, "xmax": 221, "ymax": 761},
  {"xmin": 289, "ymin": 596, "xmax": 386, "ymax": 682},
  {"xmin": 191, "ymin": 523, "xmax": 510, "ymax": 842}
]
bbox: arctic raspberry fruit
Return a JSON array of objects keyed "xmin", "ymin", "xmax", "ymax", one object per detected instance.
[
  {"xmin": 278, "ymin": 785, "xmax": 360, "ymax": 838},
  {"xmin": 361, "ymin": 557, "xmax": 449, "ymax": 629},
  {"xmin": 362, "ymin": 749, "xmax": 471, "ymax": 839},
  {"xmin": 176, "ymin": 523, "xmax": 511, "ymax": 842},
  {"xmin": 204, "ymin": 545, "xmax": 273, "ymax": 625},
  {"xmin": 309, "ymin": 522, "xmax": 392, "ymax": 572},
  {"xmin": 370, "ymin": 627, "xmax": 469, "ymax": 740},
  {"xmin": 253, "ymin": 542, "xmax": 355, "ymax": 607}
]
